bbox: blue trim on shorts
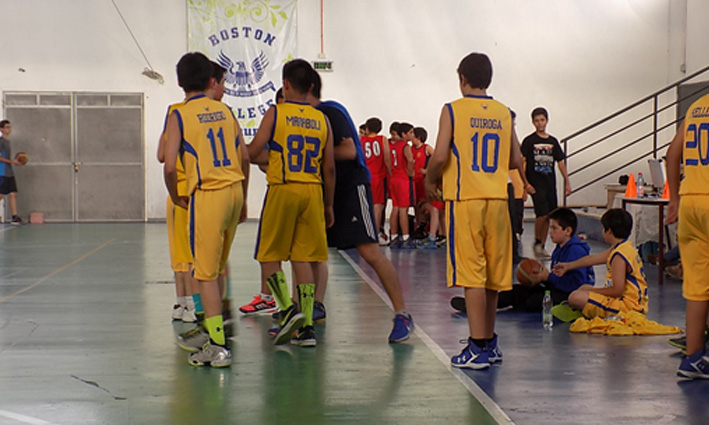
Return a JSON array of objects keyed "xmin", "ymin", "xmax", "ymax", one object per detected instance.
[
  {"xmin": 448, "ymin": 201, "xmax": 456, "ymax": 286},
  {"xmin": 189, "ymin": 193, "xmax": 196, "ymax": 260},
  {"xmin": 254, "ymin": 187, "xmax": 270, "ymax": 259},
  {"xmin": 587, "ymin": 298, "xmax": 620, "ymax": 315}
]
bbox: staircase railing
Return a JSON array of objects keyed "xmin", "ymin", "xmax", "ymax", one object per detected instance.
[{"xmin": 561, "ymin": 64, "xmax": 709, "ymax": 206}]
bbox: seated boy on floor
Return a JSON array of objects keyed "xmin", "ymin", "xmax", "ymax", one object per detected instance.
[
  {"xmin": 553, "ymin": 208, "xmax": 648, "ymax": 320},
  {"xmin": 452, "ymin": 207, "xmax": 594, "ymax": 313}
]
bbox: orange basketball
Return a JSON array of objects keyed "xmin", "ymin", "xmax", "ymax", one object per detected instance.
[
  {"xmin": 516, "ymin": 258, "xmax": 542, "ymax": 286},
  {"xmin": 15, "ymin": 152, "xmax": 28, "ymax": 165}
]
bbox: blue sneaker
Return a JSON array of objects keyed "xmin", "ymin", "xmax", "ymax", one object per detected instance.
[
  {"xmin": 487, "ymin": 334, "xmax": 503, "ymax": 363},
  {"xmin": 451, "ymin": 338, "xmax": 490, "ymax": 369},
  {"xmin": 313, "ymin": 301, "xmax": 327, "ymax": 323},
  {"xmin": 677, "ymin": 350, "xmax": 709, "ymax": 379},
  {"xmin": 388, "ymin": 313, "xmax": 414, "ymax": 343},
  {"xmin": 400, "ymin": 239, "xmax": 416, "ymax": 249},
  {"xmin": 416, "ymin": 237, "xmax": 438, "ymax": 249},
  {"xmin": 389, "ymin": 237, "xmax": 402, "ymax": 249}
]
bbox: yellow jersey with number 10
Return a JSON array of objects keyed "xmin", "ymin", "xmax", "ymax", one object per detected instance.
[
  {"xmin": 681, "ymin": 94, "xmax": 709, "ymax": 195},
  {"xmin": 266, "ymin": 101, "xmax": 328, "ymax": 185},
  {"xmin": 442, "ymin": 95, "xmax": 512, "ymax": 201},
  {"xmin": 174, "ymin": 94, "xmax": 245, "ymax": 194},
  {"xmin": 162, "ymin": 101, "xmax": 187, "ymax": 196}
]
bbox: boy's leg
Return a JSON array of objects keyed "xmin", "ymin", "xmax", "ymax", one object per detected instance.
[
  {"xmin": 685, "ymin": 300, "xmax": 709, "ymax": 356},
  {"xmin": 8, "ymin": 192, "xmax": 18, "ymax": 217}
]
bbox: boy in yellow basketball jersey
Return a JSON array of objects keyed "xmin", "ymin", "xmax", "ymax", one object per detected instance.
[
  {"xmin": 553, "ymin": 208, "xmax": 648, "ymax": 320},
  {"xmin": 426, "ymin": 52, "xmax": 524, "ymax": 369},
  {"xmin": 666, "ymin": 93, "xmax": 709, "ymax": 379},
  {"xmin": 248, "ymin": 59, "xmax": 335, "ymax": 346},
  {"xmin": 163, "ymin": 52, "xmax": 249, "ymax": 367}
]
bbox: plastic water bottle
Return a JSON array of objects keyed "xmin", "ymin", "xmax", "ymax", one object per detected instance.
[
  {"xmin": 542, "ymin": 290, "xmax": 553, "ymax": 329},
  {"xmin": 637, "ymin": 173, "xmax": 645, "ymax": 197}
]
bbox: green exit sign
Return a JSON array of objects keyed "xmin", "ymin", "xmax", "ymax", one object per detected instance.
[{"xmin": 313, "ymin": 60, "xmax": 333, "ymax": 72}]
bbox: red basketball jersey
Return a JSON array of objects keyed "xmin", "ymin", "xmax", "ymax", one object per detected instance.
[
  {"xmin": 390, "ymin": 140, "xmax": 410, "ymax": 179},
  {"xmin": 361, "ymin": 135, "xmax": 387, "ymax": 179},
  {"xmin": 411, "ymin": 143, "xmax": 428, "ymax": 182}
]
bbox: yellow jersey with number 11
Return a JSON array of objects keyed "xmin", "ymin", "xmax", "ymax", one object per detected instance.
[
  {"xmin": 174, "ymin": 94, "xmax": 245, "ymax": 194},
  {"xmin": 442, "ymin": 95, "xmax": 512, "ymax": 201}
]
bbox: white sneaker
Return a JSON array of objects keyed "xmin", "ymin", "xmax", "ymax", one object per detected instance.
[
  {"xmin": 188, "ymin": 342, "xmax": 232, "ymax": 368},
  {"xmin": 181, "ymin": 305, "xmax": 197, "ymax": 323},
  {"xmin": 172, "ymin": 304, "xmax": 185, "ymax": 321},
  {"xmin": 533, "ymin": 244, "xmax": 551, "ymax": 259}
]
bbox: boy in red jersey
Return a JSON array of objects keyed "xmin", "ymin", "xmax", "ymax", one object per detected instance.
[
  {"xmin": 389, "ymin": 122, "xmax": 415, "ymax": 248},
  {"xmin": 361, "ymin": 117, "xmax": 391, "ymax": 245},
  {"xmin": 410, "ymin": 127, "xmax": 438, "ymax": 248}
]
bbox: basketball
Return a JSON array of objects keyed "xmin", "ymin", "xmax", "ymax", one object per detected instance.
[
  {"xmin": 516, "ymin": 258, "xmax": 542, "ymax": 286},
  {"xmin": 15, "ymin": 152, "xmax": 28, "ymax": 165}
]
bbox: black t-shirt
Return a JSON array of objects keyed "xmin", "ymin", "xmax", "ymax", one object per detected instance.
[
  {"xmin": 520, "ymin": 132, "xmax": 565, "ymax": 190},
  {"xmin": 317, "ymin": 104, "xmax": 370, "ymax": 193}
]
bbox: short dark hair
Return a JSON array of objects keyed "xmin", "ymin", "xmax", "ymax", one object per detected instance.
[
  {"xmin": 0, "ymin": 120, "xmax": 9, "ymax": 129},
  {"xmin": 177, "ymin": 52, "xmax": 213, "ymax": 92},
  {"xmin": 366, "ymin": 117, "xmax": 382, "ymax": 134},
  {"xmin": 457, "ymin": 52, "xmax": 492, "ymax": 89},
  {"xmin": 414, "ymin": 127, "xmax": 428, "ymax": 143},
  {"xmin": 283, "ymin": 59, "xmax": 316, "ymax": 95},
  {"xmin": 398, "ymin": 122, "xmax": 413, "ymax": 137},
  {"xmin": 531, "ymin": 107, "xmax": 548, "ymax": 120},
  {"xmin": 548, "ymin": 207, "xmax": 577, "ymax": 235},
  {"xmin": 303, "ymin": 63, "xmax": 322, "ymax": 98},
  {"xmin": 275, "ymin": 87, "xmax": 284, "ymax": 103},
  {"xmin": 211, "ymin": 61, "xmax": 226, "ymax": 82},
  {"xmin": 389, "ymin": 122, "xmax": 400, "ymax": 135},
  {"xmin": 601, "ymin": 208, "xmax": 633, "ymax": 239}
]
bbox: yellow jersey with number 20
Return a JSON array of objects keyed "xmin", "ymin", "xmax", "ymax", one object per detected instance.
[
  {"xmin": 174, "ymin": 94, "xmax": 245, "ymax": 194},
  {"xmin": 266, "ymin": 101, "xmax": 328, "ymax": 186},
  {"xmin": 681, "ymin": 94, "xmax": 709, "ymax": 195},
  {"xmin": 442, "ymin": 95, "xmax": 512, "ymax": 201}
]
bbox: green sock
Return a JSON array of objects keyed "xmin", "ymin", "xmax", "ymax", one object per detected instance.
[
  {"xmin": 266, "ymin": 271, "xmax": 292, "ymax": 311},
  {"xmin": 204, "ymin": 315, "xmax": 226, "ymax": 346},
  {"xmin": 298, "ymin": 283, "xmax": 315, "ymax": 327}
]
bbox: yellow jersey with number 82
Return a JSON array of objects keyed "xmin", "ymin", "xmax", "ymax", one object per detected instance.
[
  {"xmin": 266, "ymin": 101, "xmax": 328, "ymax": 185},
  {"xmin": 174, "ymin": 94, "xmax": 245, "ymax": 194},
  {"xmin": 442, "ymin": 95, "xmax": 512, "ymax": 201}
]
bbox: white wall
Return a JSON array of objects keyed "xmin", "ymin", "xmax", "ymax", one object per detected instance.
[{"xmin": 1, "ymin": 0, "xmax": 702, "ymax": 217}]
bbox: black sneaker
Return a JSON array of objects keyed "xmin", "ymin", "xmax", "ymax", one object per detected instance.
[
  {"xmin": 313, "ymin": 301, "xmax": 326, "ymax": 323},
  {"xmin": 273, "ymin": 304, "xmax": 305, "ymax": 345},
  {"xmin": 669, "ymin": 329, "xmax": 709, "ymax": 354},
  {"xmin": 290, "ymin": 325, "xmax": 316, "ymax": 347},
  {"xmin": 450, "ymin": 296, "xmax": 466, "ymax": 312},
  {"xmin": 11, "ymin": 216, "xmax": 22, "ymax": 225}
]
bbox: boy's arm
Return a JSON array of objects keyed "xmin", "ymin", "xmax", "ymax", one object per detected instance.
[
  {"xmin": 322, "ymin": 117, "xmax": 336, "ymax": 228},
  {"xmin": 237, "ymin": 123, "xmax": 250, "ymax": 223},
  {"xmin": 585, "ymin": 254, "xmax": 626, "ymax": 298},
  {"xmin": 510, "ymin": 128, "xmax": 534, "ymax": 194},
  {"xmin": 404, "ymin": 144, "xmax": 414, "ymax": 177},
  {"xmin": 425, "ymin": 105, "xmax": 452, "ymax": 201},
  {"xmin": 163, "ymin": 112, "xmax": 188, "ymax": 210},
  {"xmin": 383, "ymin": 137, "xmax": 392, "ymax": 174},
  {"xmin": 0, "ymin": 157, "xmax": 20, "ymax": 166},
  {"xmin": 557, "ymin": 160, "xmax": 572, "ymax": 196},
  {"xmin": 665, "ymin": 121, "xmax": 684, "ymax": 224},
  {"xmin": 553, "ymin": 248, "xmax": 610, "ymax": 276},
  {"xmin": 157, "ymin": 131, "xmax": 166, "ymax": 163},
  {"xmin": 247, "ymin": 106, "xmax": 275, "ymax": 161},
  {"xmin": 334, "ymin": 137, "xmax": 357, "ymax": 161},
  {"xmin": 545, "ymin": 246, "xmax": 593, "ymax": 293}
]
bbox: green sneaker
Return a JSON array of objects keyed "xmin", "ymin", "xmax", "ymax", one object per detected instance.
[
  {"xmin": 669, "ymin": 329, "xmax": 709, "ymax": 354},
  {"xmin": 551, "ymin": 303, "xmax": 584, "ymax": 323}
]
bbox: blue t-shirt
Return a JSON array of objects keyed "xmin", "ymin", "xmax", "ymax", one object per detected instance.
[{"xmin": 0, "ymin": 137, "xmax": 14, "ymax": 177}]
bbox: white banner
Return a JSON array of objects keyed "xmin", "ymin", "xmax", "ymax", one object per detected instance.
[{"xmin": 188, "ymin": 0, "xmax": 297, "ymax": 140}]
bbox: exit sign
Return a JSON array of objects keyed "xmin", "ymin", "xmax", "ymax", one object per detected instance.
[{"xmin": 313, "ymin": 60, "xmax": 333, "ymax": 72}]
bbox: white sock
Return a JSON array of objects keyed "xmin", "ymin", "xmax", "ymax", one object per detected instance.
[
  {"xmin": 402, "ymin": 234, "xmax": 410, "ymax": 241},
  {"xmin": 261, "ymin": 293, "xmax": 274, "ymax": 301}
]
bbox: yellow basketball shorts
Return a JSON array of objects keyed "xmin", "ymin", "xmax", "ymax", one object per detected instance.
[
  {"xmin": 189, "ymin": 183, "xmax": 243, "ymax": 281},
  {"xmin": 678, "ymin": 195, "xmax": 709, "ymax": 301},
  {"xmin": 445, "ymin": 199, "xmax": 512, "ymax": 290},
  {"xmin": 166, "ymin": 195, "xmax": 192, "ymax": 272},
  {"xmin": 255, "ymin": 183, "xmax": 328, "ymax": 263},
  {"xmin": 582, "ymin": 293, "xmax": 645, "ymax": 318}
]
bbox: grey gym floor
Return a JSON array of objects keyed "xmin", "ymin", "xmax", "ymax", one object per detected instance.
[{"xmin": 0, "ymin": 219, "xmax": 706, "ymax": 425}]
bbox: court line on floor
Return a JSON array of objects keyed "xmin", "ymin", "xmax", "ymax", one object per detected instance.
[
  {"xmin": 0, "ymin": 238, "xmax": 116, "ymax": 304},
  {"xmin": 0, "ymin": 409, "xmax": 55, "ymax": 425},
  {"xmin": 339, "ymin": 251, "xmax": 515, "ymax": 425}
]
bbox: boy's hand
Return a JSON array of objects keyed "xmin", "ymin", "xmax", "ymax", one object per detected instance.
[
  {"xmin": 173, "ymin": 196, "xmax": 189, "ymax": 210},
  {"xmin": 665, "ymin": 199, "xmax": 679, "ymax": 224},
  {"xmin": 552, "ymin": 263, "xmax": 569, "ymax": 276},
  {"xmin": 565, "ymin": 181, "xmax": 572, "ymax": 196},
  {"xmin": 12, "ymin": 159, "xmax": 22, "ymax": 166},
  {"xmin": 239, "ymin": 202, "xmax": 248, "ymax": 224},
  {"xmin": 324, "ymin": 206, "xmax": 335, "ymax": 229},
  {"xmin": 529, "ymin": 264, "xmax": 549, "ymax": 284},
  {"xmin": 425, "ymin": 180, "xmax": 442, "ymax": 201},
  {"xmin": 525, "ymin": 183, "xmax": 536, "ymax": 195}
]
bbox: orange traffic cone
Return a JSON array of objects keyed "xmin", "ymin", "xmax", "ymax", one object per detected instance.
[
  {"xmin": 624, "ymin": 173, "xmax": 637, "ymax": 198},
  {"xmin": 662, "ymin": 180, "xmax": 669, "ymax": 199}
]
